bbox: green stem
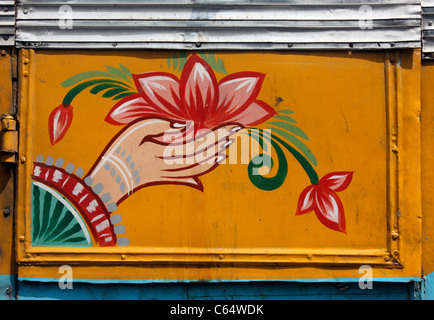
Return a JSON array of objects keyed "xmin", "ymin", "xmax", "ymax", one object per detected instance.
[
  {"xmin": 248, "ymin": 128, "xmax": 319, "ymax": 185},
  {"xmin": 269, "ymin": 132, "xmax": 319, "ymax": 185},
  {"xmin": 247, "ymin": 130, "xmax": 288, "ymax": 191}
]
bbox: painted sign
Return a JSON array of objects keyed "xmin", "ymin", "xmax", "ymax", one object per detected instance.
[
  {"xmin": 16, "ymin": 50, "xmax": 422, "ymax": 282},
  {"xmin": 30, "ymin": 52, "xmax": 353, "ymax": 248}
]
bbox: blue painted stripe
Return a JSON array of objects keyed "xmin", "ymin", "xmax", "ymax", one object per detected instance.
[{"xmin": 17, "ymin": 278, "xmax": 418, "ymax": 300}]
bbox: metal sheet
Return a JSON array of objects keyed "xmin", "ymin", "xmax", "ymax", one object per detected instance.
[
  {"xmin": 15, "ymin": 0, "xmax": 421, "ymax": 50},
  {"xmin": 422, "ymin": 0, "xmax": 434, "ymax": 58},
  {"xmin": 0, "ymin": 1, "xmax": 15, "ymax": 46},
  {"xmin": 15, "ymin": 49, "xmax": 422, "ymax": 282}
]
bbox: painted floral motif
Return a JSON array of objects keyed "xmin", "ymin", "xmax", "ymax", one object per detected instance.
[
  {"xmin": 48, "ymin": 104, "xmax": 73, "ymax": 145},
  {"xmin": 43, "ymin": 52, "xmax": 354, "ymax": 244},
  {"xmin": 296, "ymin": 172, "xmax": 354, "ymax": 233},
  {"xmin": 105, "ymin": 54, "xmax": 277, "ymax": 130}
]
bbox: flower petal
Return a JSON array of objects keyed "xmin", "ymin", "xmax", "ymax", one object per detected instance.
[
  {"xmin": 320, "ymin": 172, "xmax": 354, "ymax": 192},
  {"xmin": 209, "ymin": 100, "xmax": 276, "ymax": 128},
  {"xmin": 180, "ymin": 54, "xmax": 218, "ymax": 125},
  {"xmin": 314, "ymin": 188, "xmax": 346, "ymax": 233},
  {"xmin": 133, "ymin": 72, "xmax": 185, "ymax": 119},
  {"xmin": 295, "ymin": 185, "xmax": 316, "ymax": 215},
  {"xmin": 105, "ymin": 94, "xmax": 177, "ymax": 125},
  {"xmin": 48, "ymin": 105, "xmax": 73, "ymax": 145},
  {"xmin": 216, "ymin": 72, "xmax": 265, "ymax": 118}
]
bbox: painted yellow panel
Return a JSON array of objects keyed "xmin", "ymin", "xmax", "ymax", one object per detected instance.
[{"xmin": 16, "ymin": 49, "xmax": 421, "ymax": 281}]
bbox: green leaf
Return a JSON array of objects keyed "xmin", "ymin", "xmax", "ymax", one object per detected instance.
[
  {"xmin": 273, "ymin": 115, "xmax": 297, "ymax": 124},
  {"xmin": 199, "ymin": 52, "xmax": 228, "ymax": 75},
  {"xmin": 178, "ymin": 52, "xmax": 188, "ymax": 71},
  {"xmin": 61, "ymin": 71, "xmax": 124, "ymax": 88},
  {"xmin": 267, "ymin": 121, "xmax": 309, "ymax": 140},
  {"xmin": 90, "ymin": 83, "xmax": 120, "ymax": 95},
  {"xmin": 62, "ymin": 79, "xmax": 134, "ymax": 105},
  {"xmin": 119, "ymin": 64, "xmax": 133, "ymax": 79},
  {"xmin": 112, "ymin": 91, "xmax": 136, "ymax": 100},
  {"xmin": 172, "ymin": 53, "xmax": 179, "ymax": 70},
  {"xmin": 168, "ymin": 52, "xmax": 188, "ymax": 73},
  {"xmin": 105, "ymin": 65, "xmax": 132, "ymax": 83},
  {"xmin": 278, "ymin": 109, "xmax": 295, "ymax": 115},
  {"xmin": 270, "ymin": 132, "xmax": 319, "ymax": 185},
  {"xmin": 102, "ymin": 87, "xmax": 129, "ymax": 98},
  {"xmin": 265, "ymin": 127, "xmax": 318, "ymax": 166}
]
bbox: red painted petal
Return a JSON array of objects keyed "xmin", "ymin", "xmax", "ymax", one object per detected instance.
[
  {"xmin": 209, "ymin": 100, "xmax": 276, "ymax": 128},
  {"xmin": 105, "ymin": 94, "xmax": 178, "ymax": 125},
  {"xmin": 314, "ymin": 188, "xmax": 346, "ymax": 233},
  {"xmin": 48, "ymin": 105, "xmax": 73, "ymax": 145},
  {"xmin": 295, "ymin": 185, "xmax": 316, "ymax": 215},
  {"xmin": 133, "ymin": 72, "xmax": 185, "ymax": 119},
  {"xmin": 216, "ymin": 72, "xmax": 265, "ymax": 119},
  {"xmin": 320, "ymin": 171, "xmax": 354, "ymax": 192},
  {"xmin": 180, "ymin": 54, "xmax": 218, "ymax": 125}
]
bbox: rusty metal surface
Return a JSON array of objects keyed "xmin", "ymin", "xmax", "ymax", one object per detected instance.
[{"xmin": 14, "ymin": 0, "xmax": 421, "ymax": 50}]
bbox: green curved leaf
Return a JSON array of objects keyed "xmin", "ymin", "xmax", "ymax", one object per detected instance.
[
  {"xmin": 172, "ymin": 54, "xmax": 179, "ymax": 70},
  {"xmin": 167, "ymin": 52, "xmax": 188, "ymax": 73},
  {"xmin": 273, "ymin": 115, "xmax": 297, "ymax": 124},
  {"xmin": 198, "ymin": 52, "xmax": 228, "ymax": 75},
  {"xmin": 90, "ymin": 83, "xmax": 120, "ymax": 95},
  {"xmin": 61, "ymin": 71, "xmax": 124, "ymax": 88},
  {"xmin": 102, "ymin": 87, "xmax": 130, "ymax": 98},
  {"xmin": 113, "ymin": 91, "xmax": 136, "ymax": 100},
  {"xmin": 267, "ymin": 121, "xmax": 309, "ymax": 140},
  {"xmin": 119, "ymin": 64, "xmax": 132, "ymax": 79},
  {"xmin": 106, "ymin": 65, "xmax": 132, "ymax": 83},
  {"xmin": 278, "ymin": 109, "xmax": 295, "ymax": 115},
  {"xmin": 62, "ymin": 79, "xmax": 134, "ymax": 105},
  {"xmin": 270, "ymin": 132, "xmax": 319, "ymax": 185},
  {"xmin": 265, "ymin": 127, "xmax": 318, "ymax": 166}
]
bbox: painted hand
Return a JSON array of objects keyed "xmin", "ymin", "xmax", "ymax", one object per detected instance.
[{"xmin": 87, "ymin": 118, "xmax": 242, "ymax": 205}]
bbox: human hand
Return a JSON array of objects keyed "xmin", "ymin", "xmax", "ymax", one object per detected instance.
[{"xmin": 87, "ymin": 118, "xmax": 242, "ymax": 205}]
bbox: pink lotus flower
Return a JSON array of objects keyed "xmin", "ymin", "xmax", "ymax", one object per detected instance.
[
  {"xmin": 106, "ymin": 54, "xmax": 277, "ymax": 129},
  {"xmin": 296, "ymin": 172, "xmax": 353, "ymax": 233},
  {"xmin": 48, "ymin": 105, "xmax": 73, "ymax": 145}
]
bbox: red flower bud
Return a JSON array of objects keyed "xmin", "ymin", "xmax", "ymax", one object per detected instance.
[
  {"xmin": 48, "ymin": 105, "xmax": 73, "ymax": 145},
  {"xmin": 296, "ymin": 172, "xmax": 354, "ymax": 233}
]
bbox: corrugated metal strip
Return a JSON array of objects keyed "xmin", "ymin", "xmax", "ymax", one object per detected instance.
[
  {"xmin": 15, "ymin": 0, "xmax": 421, "ymax": 50},
  {"xmin": 422, "ymin": 0, "xmax": 434, "ymax": 58},
  {"xmin": 0, "ymin": 1, "xmax": 15, "ymax": 46}
]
